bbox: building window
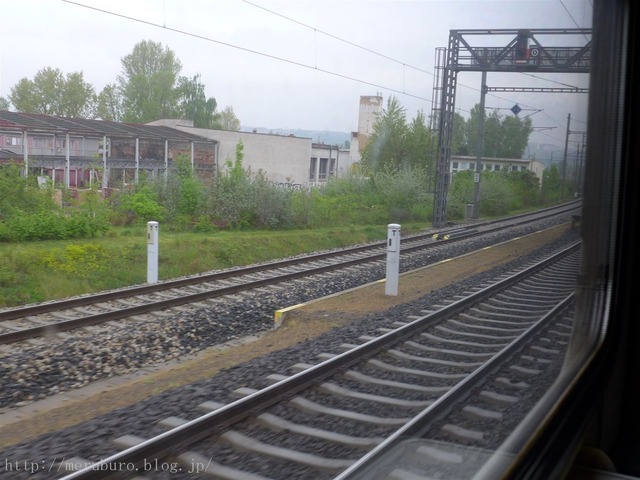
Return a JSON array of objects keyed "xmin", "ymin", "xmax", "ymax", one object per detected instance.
[
  {"xmin": 494, "ymin": 164, "xmax": 500, "ymax": 171},
  {"xmin": 452, "ymin": 162, "xmax": 459, "ymax": 169},
  {"xmin": 329, "ymin": 158, "xmax": 336, "ymax": 177},
  {"xmin": 309, "ymin": 157, "xmax": 317, "ymax": 180},
  {"xmin": 319, "ymin": 158, "xmax": 328, "ymax": 180}
]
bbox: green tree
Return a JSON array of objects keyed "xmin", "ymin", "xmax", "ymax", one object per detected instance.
[
  {"xmin": 406, "ymin": 111, "xmax": 431, "ymax": 167},
  {"xmin": 95, "ymin": 83, "xmax": 123, "ymax": 121},
  {"xmin": 405, "ymin": 110, "xmax": 436, "ymax": 184},
  {"xmin": 9, "ymin": 67, "xmax": 95, "ymax": 117},
  {"xmin": 361, "ymin": 96, "xmax": 409, "ymax": 173},
  {"xmin": 118, "ymin": 40, "xmax": 183, "ymax": 122},
  {"xmin": 0, "ymin": 96, "xmax": 10, "ymax": 110},
  {"xmin": 61, "ymin": 71, "xmax": 95, "ymax": 117},
  {"xmin": 177, "ymin": 74, "xmax": 219, "ymax": 129},
  {"xmin": 450, "ymin": 112, "xmax": 469, "ymax": 155},
  {"xmin": 541, "ymin": 164, "xmax": 562, "ymax": 202},
  {"xmin": 499, "ymin": 115, "xmax": 533, "ymax": 158},
  {"xmin": 218, "ymin": 105, "xmax": 241, "ymax": 131},
  {"xmin": 465, "ymin": 105, "xmax": 533, "ymax": 158}
]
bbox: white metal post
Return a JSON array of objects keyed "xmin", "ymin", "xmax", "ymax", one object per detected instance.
[
  {"xmin": 385, "ymin": 223, "xmax": 401, "ymax": 296},
  {"xmin": 65, "ymin": 133, "xmax": 70, "ymax": 188},
  {"xmin": 102, "ymin": 135, "xmax": 108, "ymax": 190},
  {"xmin": 23, "ymin": 131, "xmax": 28, "ymax": 177},
  {"xmin": 147, "ymin": 221, "xmax": 159, "ymax": 284},
  {"xmin": 135, "ymin": 137, "xmax": 140, "ymax": 184},
  {"xmin": 164, "ymin": 139, "xmax": 169, "ymax": 179}
]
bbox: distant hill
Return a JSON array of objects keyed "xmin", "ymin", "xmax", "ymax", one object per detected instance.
[{"xmin": 243, "ymin": 127, "xmax": 351, "ymax": 148}]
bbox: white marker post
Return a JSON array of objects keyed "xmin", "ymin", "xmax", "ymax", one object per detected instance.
[
  {"xmin": 147, "ymin": 221, "xmax": 159, "ymax": 284},
  {"xmin": 385, "ymin": 223, "xmax": 401, "ymax": 296}
]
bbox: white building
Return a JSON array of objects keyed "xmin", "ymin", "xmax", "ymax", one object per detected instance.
[
  {"xmin": 309, "ymin": 143, "xmax": 351, "ymax": 185},
  {"xmin": 450, "ymin": 155, "xmax": 545, "ymax": 186},
  {"xmin": 148, "ymin": 119, "xmax": 351, "ymax": 188}
]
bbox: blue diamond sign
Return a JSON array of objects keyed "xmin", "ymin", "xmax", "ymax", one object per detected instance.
[{"xmin": 511, "ymin": 104, "xmax": 522, "ymax": 115}]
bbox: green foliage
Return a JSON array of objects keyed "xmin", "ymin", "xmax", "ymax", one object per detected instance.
[
  {"xmin": 118, "ymin": 40, "xmax": 183, "ymax": 123},
  {"xmin": 208, "ymin": 157, "xmax": 292, "ymax": 229},
  {"xmin": 41, "ymin": 244, "xmax": 110, "ymax": 275},
  {"xmin": 540, "ymin": 164, "xmax": 574, "ymax": 203},
  {"xmin": 1, "ymin": 225, "xmax": 422, "ymax": 307},
  {"xmin": 0, "ymin": 165, "xmax": 109, "ymax": 242},
  {"xmin": 290, "ymin": 169, "xmax": 431, "ymax": 228},
  {"xmin": 0, "ymin": 164, "xmax": 56, "ymax": 219},
  {"xmin": 217, "ymin": 105, "xmax": 241, "ymax": 131},
  {"xmin": 479, "ymin": 172, "xmax": 514, "ymax": 216},
  {"xmin": 9, "ymin": 67, "xmax": 95, "ymax": 117},
  {"xmin": 447, "ymin": 170, "xmax": 475, "ymax": 219},
  {"xmin": 463, "ymin": 105, "xmax": 533, "ymax": 159},
  {"xmin": 95, "ymin": 83, "xmax": 123, "ymax": 121},
  {"xmin": 447, "ymin": 169, "xmax": 543, "ymax": 219},
  {"xmin": 177, "ymin": 74, "xmax": 219, "ymax": 129},
  {"xmin": 173, "ymin": 154, "xmax": 205, "ymax": 218},
  {"xmin": 116, "ymin": 40, "xmax": 231, "ymax": 127},
  {"xmin": 361, "ymin": 96, "xmax": 409, "ymax": 173},
  {"xmin": 111, "ymin": 184, "xmax": 165, "ymax": 225},
  {"xmin": 361, "ymin": 97, "xmax": 436, "ymax": 182},
  {"xmin": 451, "ymin": 112, "xmax": 469, "ymax": 155},
  {"xmin": 0, "ymin": 210, "xmax": 109, "ymax": 241}
]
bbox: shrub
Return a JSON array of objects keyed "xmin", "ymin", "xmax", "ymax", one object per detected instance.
[{"xmin": 112, "ymin": 185, "xmax": 165, "ymax": 225}]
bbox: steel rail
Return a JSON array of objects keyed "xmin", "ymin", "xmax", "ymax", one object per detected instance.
[
  {"xmin": 58, "ymin": 241, "xmax": 580, "ymax": 480},
  {"xmin": 0, "ymin": 203, "xmax": 580, "ymax": 345},
  {"xmin": 334, "ymin": 295, "xmax": 576, "ymax": 480},
  {"xmin": 0, "ymin": 200, "xmax": 580, "ymax": 323}
]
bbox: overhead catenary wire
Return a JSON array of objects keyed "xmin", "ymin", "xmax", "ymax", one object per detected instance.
[
  {"xmin": 240, "ymin": 0, "xmax": 576, "ymax": 118},
  {"xmin": 61, "ymin": 0, "xmax": 432, "ymax": 103},
  {"xmin": 61, "ymin": 0, "xmax": 587, "ymax": 131},
  {"xmin": 241, "ymin": 0, "xmax": 433, "ymax": 76}
]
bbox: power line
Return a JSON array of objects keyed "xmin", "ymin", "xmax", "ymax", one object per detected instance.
[
  {"xmin": 240, "ymin": 0, "xmax": 432, "ymax": 76},
  {"xmin": 61, "ymin": 0, "xmax": 588, "ymax": 134},
  {"xmin": 518, "ymin": 72, "xmax": 583, "ymax": 89},
  {"xmin": 558, "ymin": 0, "xmax": 591, "ymax": 40},
  {"xmin": 61, "ymin": 0, "xmax": 432, "ymax": 103}
]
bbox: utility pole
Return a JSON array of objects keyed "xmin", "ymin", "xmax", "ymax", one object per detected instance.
[
  {"xmin": 575, "ymin": 142, "xmax": 581, "ymax": 197},
  {"xmin": 472, "ymin": 71, "xmax": 487, "ymax": 219},
  {"xmin": 561, "ymin": 113, "xmax": 571, "ymax": 201},
  {"xmin": 579, "ymin": 132, "xmax": 586, "ymax": 196}
]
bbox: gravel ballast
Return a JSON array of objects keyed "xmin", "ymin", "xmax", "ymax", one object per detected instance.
[{"xmin": 0, "ymin": 218, "xmax": 579, "ymax": 479}]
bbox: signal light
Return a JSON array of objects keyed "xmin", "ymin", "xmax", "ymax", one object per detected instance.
[{"xmin": 515, "ymin": 31, "xmax": 530, "ymax": 62}]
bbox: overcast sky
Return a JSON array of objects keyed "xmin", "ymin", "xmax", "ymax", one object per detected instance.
[{"xmin": 0, "ymin": 0, "xmax": 592, "ymax": 147}]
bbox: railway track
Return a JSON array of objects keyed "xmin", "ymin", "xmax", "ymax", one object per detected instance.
[
  {"xmin": 0, "ymin": 202, "xmax": 579, "ymax": 346},
  {"xmin": 57, "ymin": 241, "xmax": 580, "ymax": 480}
]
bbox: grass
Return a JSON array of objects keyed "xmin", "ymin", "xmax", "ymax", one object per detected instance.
[{"xmin": 0, "ymin": 223, "xmax": 427, "ymax": 307}]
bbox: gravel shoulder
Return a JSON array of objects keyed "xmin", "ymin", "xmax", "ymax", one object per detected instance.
[{"xmin": 0, "ymin": 224, "xmax": 571, "ymax": 450}]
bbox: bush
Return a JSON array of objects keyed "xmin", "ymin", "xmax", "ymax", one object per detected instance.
[
  {"xmin": 0, "ymin": 210, "xmax": 110, "ymax": 241},
  {"xmin": 112, "ymin": 185, "xmax": 165, "ymax": 225}
]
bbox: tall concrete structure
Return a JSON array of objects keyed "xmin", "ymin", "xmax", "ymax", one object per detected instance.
[
  {"xmin": 357, "ymin": 95, "xmax": 383, "ymax": 151},
  {"xmin": 349, "ymin": 94, "xmax": 383, "ymax": 168}
]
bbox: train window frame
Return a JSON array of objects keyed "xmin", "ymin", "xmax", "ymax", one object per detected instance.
[{"xmin": 483, "ymin": 0, "xmax": 640, "ymax": 478}]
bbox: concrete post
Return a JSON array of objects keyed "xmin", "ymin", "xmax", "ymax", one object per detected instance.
[
  {"xmin": 385, "ymin": 223, "xmax": 401, "ymax": 296},
  {"xmin": 147, "ymin": 221, "xmax": 159, "ymax": 284}
]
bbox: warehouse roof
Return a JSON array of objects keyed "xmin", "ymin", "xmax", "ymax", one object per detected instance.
[{"xmin": 0, "ymin": 110, "xmax": 215, "ymax": 144}]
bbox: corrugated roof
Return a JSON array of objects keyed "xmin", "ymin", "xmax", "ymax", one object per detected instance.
[{"xmin": 0, "ymin": 110, "xmax": 215, "ymax": 144}]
